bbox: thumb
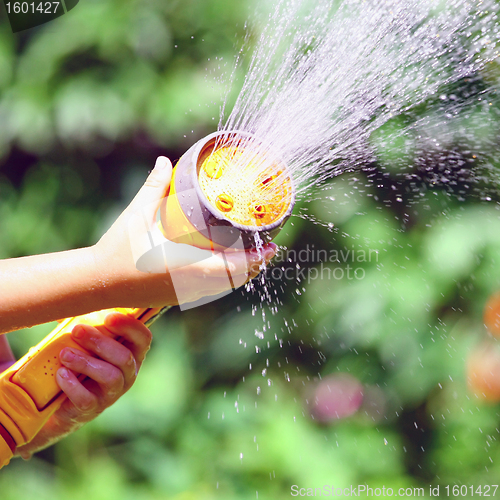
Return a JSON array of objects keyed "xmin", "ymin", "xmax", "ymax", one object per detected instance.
[{"xmin": 128, "ymin": 156, "xmax": 173, "ymax": 223}]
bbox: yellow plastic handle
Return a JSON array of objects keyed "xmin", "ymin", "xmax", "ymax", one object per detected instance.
[{"xmin": 0, "ymin": 306, "xmax": 164, "ymax": 468}]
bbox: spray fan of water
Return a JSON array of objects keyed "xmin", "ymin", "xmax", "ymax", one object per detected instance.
[
  {"xmin": 185, "ymin": 2, "xmax": 500, "ymax": 489},
  {"xmin": 214, "ymin": 0, "xmax": 500, "ymax": 200}
]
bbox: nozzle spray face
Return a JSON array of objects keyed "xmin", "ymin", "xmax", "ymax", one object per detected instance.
[
  {"xmin": 198, "ymin": 141, "xmax": 293, "ymax": 228},
  {"xmin": 161, "ymin": 131, "xmax": 295, "ymax": 250}
]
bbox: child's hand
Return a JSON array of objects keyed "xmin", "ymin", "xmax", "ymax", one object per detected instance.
[
  {"xmin": 55, "ymin": 312, "xmax": 152, "ymax": 423},
  {"xmin": 94, "ymin": 157, "xmax": 276, "ymax": 309},
  {"xmin": 0, "ymin": 156, "xmax": 276, "ymax": 334},
  {"xmin": 15, "ymin": 312, "xmax": 152, "ymax": 459}
]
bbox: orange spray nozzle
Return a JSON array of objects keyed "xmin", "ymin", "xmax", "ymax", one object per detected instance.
[{"xmin": 160, "ymin": 131, "xmax": 295, "ymax": 251}]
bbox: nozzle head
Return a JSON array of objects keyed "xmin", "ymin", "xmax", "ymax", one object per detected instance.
[{"xmin": 162, "ymin": 131, "xmax": 295, "ymax": 250}]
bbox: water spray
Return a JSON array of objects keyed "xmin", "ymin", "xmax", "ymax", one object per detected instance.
[{"xmin": 0, "ymin": 131, "xmax": 295, "ymax": 467}]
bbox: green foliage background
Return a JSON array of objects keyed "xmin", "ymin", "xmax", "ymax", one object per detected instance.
[{"xmin": 1, "ymin": 0, "xmax": 500, "ymax": 498}]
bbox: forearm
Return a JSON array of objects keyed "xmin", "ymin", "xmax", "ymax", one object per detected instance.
[{"xmin": 0, "ymin": 246, "xmax": 115, "ymax": 334}]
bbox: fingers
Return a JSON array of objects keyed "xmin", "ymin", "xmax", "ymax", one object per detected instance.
[
  {"xmin": 246, "ymin": 243, "xmax": 277, "ymax": 272},
  {"xmin": 179, "ymin": 242, "xmax": 277, "ymax": 277},
  {"xmin": 73, "ymin": 324, "xmax": 137, "ymax": 376},
  {"xmin": 58, "ymin": 314, "xmax": 152, "ymax": 390},
  {"xmin": 104, "ymin": 313, "xmax": 153, "ymax": 367},
  {"xmin": 56, "ymin": 367, "xmax": 99, "ymax": 416},
  {"xmin": 219, "ymin": 243, "xmax": 277, "ymax": 282},
  {"xmin": 59, "ymin": 347, "xmax": 126, "ymax": 394},
  {"xmin": 55, "ymin": 314, "xmax": 153, "ymax": 421},
  {"xmin": 167, "ymin": 243, "xmax": 277, "ymax": 303}
]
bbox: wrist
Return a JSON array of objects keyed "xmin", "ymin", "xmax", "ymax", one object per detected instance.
[
  {"xmin": 92, "ymin": 235, "xmax": 177, "ymax": 309},
  {"xmin": 88, "ymin": 241, "xmax": 117, "ymax": 308},
  {"xmin": 14, "ymin": 413, "xmax": 84, "ymax": 460},
  {"xmin": 91, "ymin": 235, "xmax": 141, "ymax": 308}
]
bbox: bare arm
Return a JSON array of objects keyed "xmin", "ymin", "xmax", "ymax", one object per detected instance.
[
  {"xmin": 0, "ymin": 246, "xmax": 111, "ymax": 334},
  {"xmin": 0, "ymin": 157, "xmax": 275, "ymax": 335}
]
